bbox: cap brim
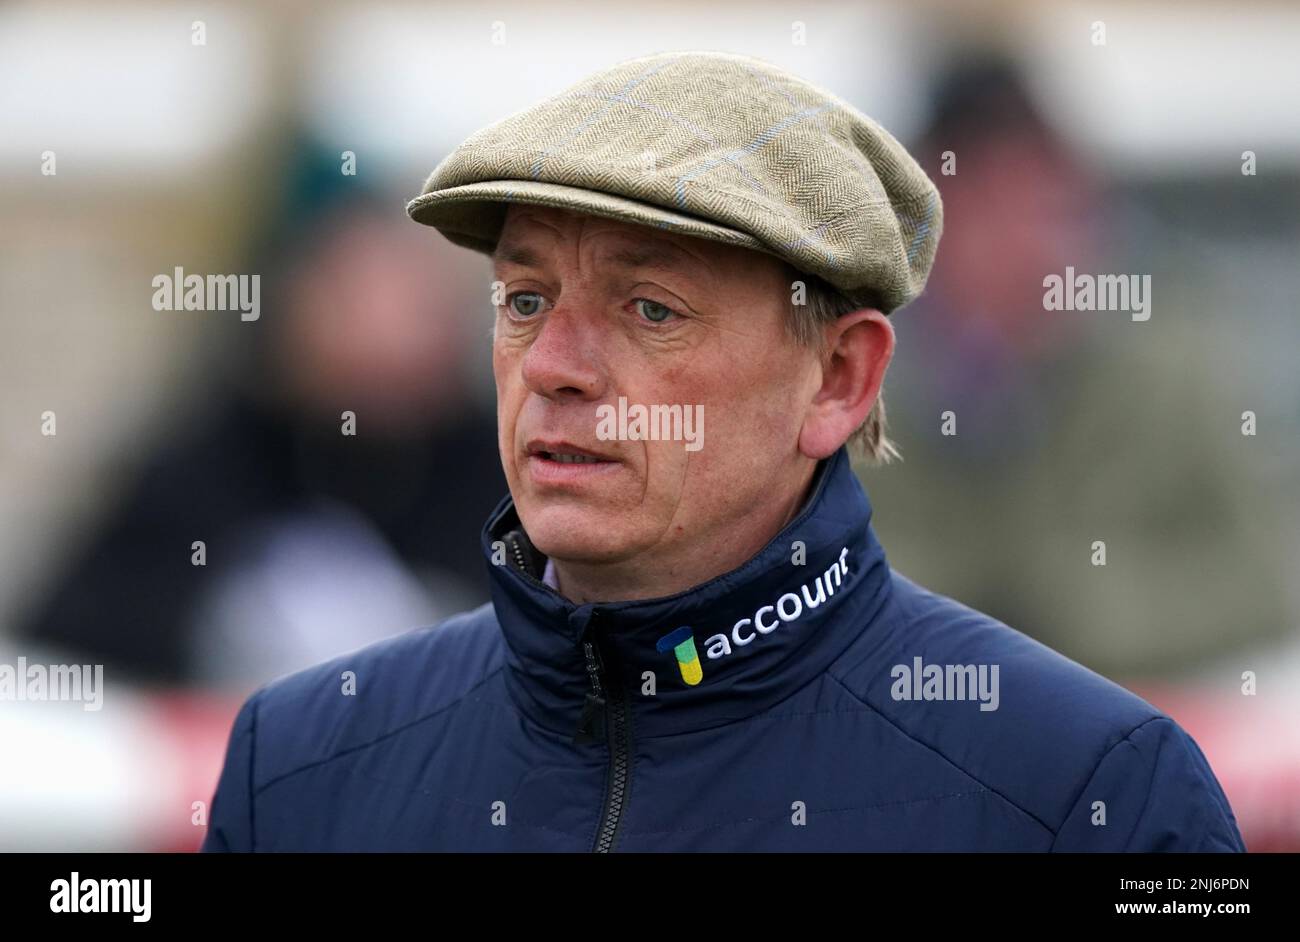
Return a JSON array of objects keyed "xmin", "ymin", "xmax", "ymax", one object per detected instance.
[{"xmin": 406, "ymin": 179, "xmax": 776, "ymax": 260}]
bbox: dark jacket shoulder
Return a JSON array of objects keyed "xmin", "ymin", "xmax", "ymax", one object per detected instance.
[{"xmin": 830, "ymin": 572, "xmax": 1244, "ymax": 850}]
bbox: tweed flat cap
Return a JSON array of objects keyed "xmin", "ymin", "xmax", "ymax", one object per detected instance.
[{"xmin": 407, "ymin": 50, "xmax": 942, "ymax": 313}]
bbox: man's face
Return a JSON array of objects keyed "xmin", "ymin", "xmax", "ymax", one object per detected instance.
[{"xmin": 491, "ymin": 205, "xmax": 822, "ymax": 574}]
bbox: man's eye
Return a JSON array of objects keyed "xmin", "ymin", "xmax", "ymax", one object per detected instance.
[
  {"xmin": 506, "ymin": 292, "xmax": 547, "ymax": 318},
  {"xmin": 633, "ymin": 298, "xmax": 679, "ymax": 323}
]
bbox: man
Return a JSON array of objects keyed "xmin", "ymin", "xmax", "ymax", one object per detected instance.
[{"xmin": 202, "ymin": 51, "xmax": 1244, "ymax": 851}]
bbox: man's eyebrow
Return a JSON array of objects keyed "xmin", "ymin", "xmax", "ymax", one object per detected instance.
[
  {"xmin": 491, "ymin": 244, "xmax": 541, "ymax": 267},
  {"xmin": 491, "ymin": 241, "xmax": 715, "ymax": 277},
  {"xmin": 606, "ymin": 244, "xmax": 714, "ymax": 277}
]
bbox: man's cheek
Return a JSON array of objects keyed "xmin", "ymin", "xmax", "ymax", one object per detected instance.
[
  {"xmin": 492, "ymin": 328, "xmax": 535, "ymax": 368},
  {"xmin": 745, "ymin": 366, "xmax": 804, "ymax": 438},
  {"xmin": 492, "ymin": 378, "xmax": 523, "ymax": 479},
  {"xmin": 630, "ymin": 439, "xmax": 688, "ymax": 514},
  {"xmin": 492, "ymin": 345, "xmax": 527, "ymax": 399}
]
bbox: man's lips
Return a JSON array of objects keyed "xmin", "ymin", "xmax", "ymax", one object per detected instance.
[
  {"xmin": 525, "ymin": 440, "xmax": 619, "ymax": 463},
  {"xmin": 524, "ymin": 440, "xmax": 622, "ymax": 482}
]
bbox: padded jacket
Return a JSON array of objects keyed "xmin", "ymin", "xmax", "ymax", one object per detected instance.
[{"xmin": 201, "ymin": 447, "xmax": 1245, "ymax": 852}]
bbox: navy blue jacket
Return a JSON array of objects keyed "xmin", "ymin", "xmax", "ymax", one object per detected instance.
[{"xmin": 201, "ymin": 448, "xmax": 1245, "ymax": 851}]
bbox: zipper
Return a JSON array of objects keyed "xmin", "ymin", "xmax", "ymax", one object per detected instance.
[
  {"xmin": 501, "ymin": 530, "xmax": 547, "ymax": 589},
  {"xmin": 500, "ymin": 527, "xmax": 632, "ymax": 846},
  {"xmin": 572, "ymin": 613, "xmax": 633, "ymax": 853},
  {"xmin": 574, "ymin": 640, "xmax": 606, "ymax": 744},
  {"xmin": 509, "ymin": 536, "xmax": 528, "ymax": 573}
]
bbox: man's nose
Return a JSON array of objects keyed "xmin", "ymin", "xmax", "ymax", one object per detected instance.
[{"xmin": 518, "ymin": 302, "xmax": 606, "ymax": 402}]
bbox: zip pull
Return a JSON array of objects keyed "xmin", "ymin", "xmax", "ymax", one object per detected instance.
[
  {"xmin": 573, "ymin": 639, "xmax": 607, "ymax": 745},
  {"xmin": 573, "ymin": 691, "xmax": 606, "ymax": 745}
]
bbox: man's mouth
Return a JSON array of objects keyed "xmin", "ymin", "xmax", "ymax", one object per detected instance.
[
  {"xmin": 526, "ymin": 440, "xmax": 619, "ymax": 468},
  {"xmin": 544, "ymin": 452, "xmax": 607, "ymax": 464}
]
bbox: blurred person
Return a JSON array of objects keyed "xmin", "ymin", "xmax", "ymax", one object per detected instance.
[
  {"xmin": 14, "ymin": 142, "xmax": 506, "ymax": 688},
  {"xmin": 894, "ymin": 58, "xmax": 1101, "ymax": 453},
  {"xmin": 873, "ymin": 57, "xmax": 1293, "ymax": 676}
]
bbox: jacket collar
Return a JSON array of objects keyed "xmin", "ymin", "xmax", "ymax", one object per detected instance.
[{"xmin": 482, "ymin": 446, "xmax": 893, "ymax": 740}]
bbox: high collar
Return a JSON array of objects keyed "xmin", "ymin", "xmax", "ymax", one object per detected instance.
[{"xmin": 482, "ymin": 447, "xmax": 893, "ymax": 740}]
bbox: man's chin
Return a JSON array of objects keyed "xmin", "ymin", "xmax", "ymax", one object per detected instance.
[{"xmin": 518, "ymin": 502, "xmax": 643, "ymax": 564}]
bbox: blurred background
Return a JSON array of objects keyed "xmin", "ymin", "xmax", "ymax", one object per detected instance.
[{"xmin": 0, "ymin": 0, "xmax": 1296, "ymax": 851}]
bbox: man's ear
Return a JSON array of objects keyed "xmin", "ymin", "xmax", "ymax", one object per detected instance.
[{"xmin": 798, "ymin": 309, "xmax": 895, "ymax": 460}]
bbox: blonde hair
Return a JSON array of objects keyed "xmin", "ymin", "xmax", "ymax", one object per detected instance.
[{"xmin": 784, "ymin": 268, "xmax": 900, "ymax": 465}]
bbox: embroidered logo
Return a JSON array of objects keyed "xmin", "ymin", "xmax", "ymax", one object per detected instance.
[{"xmin": 656, "ymin": 626, "xmax": 702, "ymax": 686}]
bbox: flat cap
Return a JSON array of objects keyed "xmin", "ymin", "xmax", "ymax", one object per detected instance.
[{"xmin": 407, "ymin": 50, "xmax": 942, "ymax": 313}]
